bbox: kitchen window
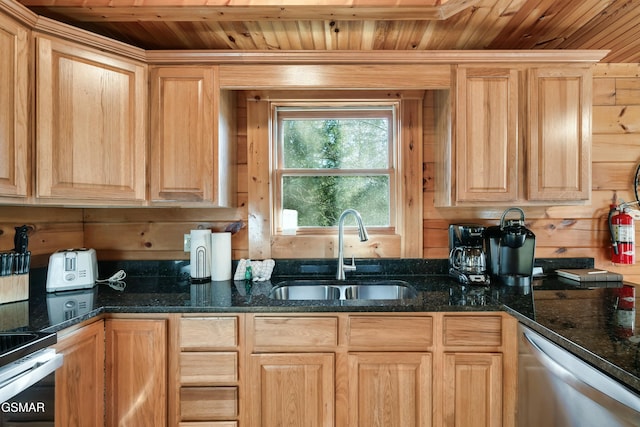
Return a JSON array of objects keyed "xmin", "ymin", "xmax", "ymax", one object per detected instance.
[
  {"xmin": 272, "ymin": 103, "xmax": 397, "ymax": 233},
  {"xmin": 246, "ymin": 90, "xmax": 423, "ymax": 259}
]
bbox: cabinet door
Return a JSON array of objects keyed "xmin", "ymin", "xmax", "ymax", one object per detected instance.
[
  {"xmin": 248, "ymin": 353, "xmax": 334, "ymax": 427},
  {"xmin": 527, "ymin": 66, "xmax": 591, "ymax": 201},
  {"xmin": 0, "ymin": 14, "xmax": 29, "ymax": 199},
  {"xmin": 441, "ymin": 353, "xmax": 502, "ymax": 427},
  {"xmin": 54, "ymin": 320, "xmax": 105, "ymax": 427},
  {"xmin": 347, "ymin": 352, "xmax": 432, "ymax": 427},
  {"xmin": 35, "ymin": 35, "xmax": 147, "ymax": 203},
  {"xmin": 455, "ymin": 66, "xmax": 519, "ymax": 203},
  {"xmin": 106, "ymin": 318, "xmax": 167, "ymax": 427},
  {"xmin": 150, "ymin": 66, "xmax": 216, "ymax": 203}
]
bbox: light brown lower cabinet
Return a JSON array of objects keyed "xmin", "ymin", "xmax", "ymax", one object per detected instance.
[
  {"xmin": 53, "ymin": 311, "xmax": 515, "ymax": 427},
  {"xmin": 105, "ymin": 318, "xmax": 167, "ymax": 427},
  {"xmin": 434, "ymin": 314, "xmax": 518, "ymax": 427},
  {"xmin": 181, "ymin": 387, "xmax": 238, "ymax": 420},
  {"xmin": 347, "ymin": 352, "xmax": 432, "ymax": 427},
  {"xmin": 245, "ymin": 312, "xmax": 516, "ymax": 427},
  {"xmin": 248, "ymin": 353, "xmax": 335, "ymax": 426},
  {"xmin": 441, "ymin": 353, "xmax": 503, "ymax": 427},
  {"xmin": 53, "ymin": 319, "xmax": 105, "ymax": 427},
  {"xmin": 178, "ymin": 315, "xmax": 240, "ymax": 426},
  {"xmin": 179, "ymin": 423, "xmax": 238, "ymax": 427},
  {"xmin": 246, "ymin": 314, "xmax": 438, "ymax": 427}
]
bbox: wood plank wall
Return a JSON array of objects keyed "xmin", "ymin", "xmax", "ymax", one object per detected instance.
[
  {"xmin": 2, "ymin": 64, "xmax": 640, "ymax": 282},
  {"xmin": 591, "ymin": 63, "xmax": 640, "ymax": 283},
  {"xmin": 0, "ymin": 207, "xmax": 84, "ymax": 267}
]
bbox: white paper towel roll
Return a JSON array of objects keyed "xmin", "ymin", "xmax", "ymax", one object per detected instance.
[{"xmin": 211, "ymin": 232, "xmax": 232, "ymax": 281}]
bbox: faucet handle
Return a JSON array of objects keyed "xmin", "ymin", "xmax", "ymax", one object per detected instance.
[{"xmin": 343, "ymin": 255, "xmax": 357, "ymax": 272}]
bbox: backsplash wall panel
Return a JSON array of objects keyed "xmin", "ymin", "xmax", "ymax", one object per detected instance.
[{"xmin": 0, "ymin": 207, "xmax": 84, "ymax": 267}]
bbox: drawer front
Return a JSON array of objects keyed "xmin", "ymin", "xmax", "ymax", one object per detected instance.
[
  {"xmin": 179, "ymin": 423, "xmax": 237, "ymax": 427},
  {"xmin": 181, "ymin": 352, "xmax": 238, "ymax": 385},
  {"xmin": 442, "ymin": 315, "xmax": 503, "ymax": 347},
  {"xmin": 181, "ymin": 387, "xmax": 237, "ymax": 420},
  {"xmin": 348, "ymin": 315, "xmax": 433, "ymax": 350},
  {"xmin": 252, "ymin": 316, "xmax": 338, "ymax": 351},
  {"xmin": 181, "ymin": 317, "xmax": 238, "ymax": 350}
]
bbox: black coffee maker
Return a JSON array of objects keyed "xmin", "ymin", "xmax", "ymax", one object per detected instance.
[
  {"xmin": 448, "ymin": 224, "xmax": 489, "ymax": 285},
  {"xmin": 484, "ymin": 207, "xmax": 536, "ymax": 287}
]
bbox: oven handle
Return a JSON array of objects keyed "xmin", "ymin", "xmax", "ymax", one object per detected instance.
[{"xmin": 0, "ymin": 349, "xmax": 63, "ymax": 403}]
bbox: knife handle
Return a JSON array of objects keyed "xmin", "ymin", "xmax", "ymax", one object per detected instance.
[{"xmin": 13, "ymin": 225, "xmax": 29, "ymax": 253}]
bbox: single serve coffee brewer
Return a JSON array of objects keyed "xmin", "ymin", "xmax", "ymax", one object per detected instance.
[{"xmin": 484, "ymin": 207, "xmax": 536, "ymax": 287}]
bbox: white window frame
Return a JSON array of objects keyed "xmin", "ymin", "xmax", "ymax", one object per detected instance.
[{"xmin": 271, "ymin": 101, "xmax": 399, "ymax": 235}]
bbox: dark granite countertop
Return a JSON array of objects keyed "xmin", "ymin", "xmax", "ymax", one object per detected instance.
[
  {"xmin": 501, "ymin": 276, "xmax": 640, "ymax": 394},
  {"xmin": 3, "ymin": 257, "xmax": 639, "ymax": 393},
  {"xmin": 22, "ymin": 259, "xmax": 506, "ymax": 332}
]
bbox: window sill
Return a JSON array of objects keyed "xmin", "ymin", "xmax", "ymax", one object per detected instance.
[{"xmin": 271, "ymin": 233, "xmax": 401, "ymax": 259}]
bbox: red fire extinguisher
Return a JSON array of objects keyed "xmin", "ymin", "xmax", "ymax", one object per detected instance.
[{"xmin": 609, "ymin": 203, "xmax": 635, "ymax": 265}]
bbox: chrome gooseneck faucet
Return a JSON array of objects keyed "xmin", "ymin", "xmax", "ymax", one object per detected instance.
[{"xmin": 336, "ymin": 209, "xmax": 369, "ymax": 280}]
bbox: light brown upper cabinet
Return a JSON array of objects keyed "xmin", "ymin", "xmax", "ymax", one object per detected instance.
[
  {"xmin": 436, "ymin": 63, "xmax": 592, "ymax": 206},
  {"xmin": 35, "ymin": 35, "xmax": 147, "ymax": 204},
  {"xmin": 149, "ymin": 66, "xmax": 236, "ymax": 207},
  {"xmin": 453, "ymin": 66, "xmax": 520, "ymax": 204},
  {"xmin": 527, "ymin": 66, "xmax": 592, "ymax": 201},
  {"xmin": 0, "ymin": 14, "xmax": 29, "ymax": 201}
]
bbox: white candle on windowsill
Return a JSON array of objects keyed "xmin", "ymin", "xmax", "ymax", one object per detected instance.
[{"xmin": 282, "ymin": 209, "xmax": 298, "ymax": 235}]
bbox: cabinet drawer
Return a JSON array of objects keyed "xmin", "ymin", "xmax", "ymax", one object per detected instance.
[
  {"xmin": 252, "ymin": 316, "xmax": 338, "ymax": 351},
  {"xmin": 442, "ymin": 315, "xmax": 502, "ymax": 347},
  {"xmin": 181, "ymin": 317, "xmax": 238, "ymax": 350},
  {"xmin": 180, "ymin": 423, "xmax": 237, "ymax": 427},
  {"xmin": 348, "ymin": 315, "xmax": 433, "ymax": 350},
  {"xmin": 180, "ymin": 422, "xmax": 237, "ymax": 427},
  {"xmin": 181, "ymin": 352, "xmax": 238, "ymax": 385},
  {"xmin": 181, "ymin": 387, "xmax": 237, "ymax": 420}
]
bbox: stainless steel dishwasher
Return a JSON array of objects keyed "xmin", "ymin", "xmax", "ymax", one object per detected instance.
[
  {"xmin": 518, "ymin": 324, "xmax": 640, "ymax": 427},
  {"xmin": 0, "ymin": 332, "xmax": 62, "ymax": 426}
]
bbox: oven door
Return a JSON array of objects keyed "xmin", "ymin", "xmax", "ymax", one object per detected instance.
[{"xmin": 0, "ymin": 348, "xmax": 63, "ymax": 426}]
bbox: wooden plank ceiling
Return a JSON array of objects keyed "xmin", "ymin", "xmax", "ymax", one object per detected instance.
[{"xmin": 15, "ymin": 0, "xmax": 640, "ymax": 63}]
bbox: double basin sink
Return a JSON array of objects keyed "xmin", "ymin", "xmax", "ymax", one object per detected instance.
[{"xmin": 270, "ymin": 279, "xmax": 418, "ymax": 301}]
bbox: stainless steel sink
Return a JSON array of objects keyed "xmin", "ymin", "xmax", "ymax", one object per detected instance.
[
  {"xmin": 269, "ymin": 280, "xmax": 418, "ymax": 301},
  {"xmin": 344, "ymin": 283, "xmax": 417, "ymax": 300},
  {"xmin": 270, "ymin": 284, "xmax": 341, "ymax": 300}
]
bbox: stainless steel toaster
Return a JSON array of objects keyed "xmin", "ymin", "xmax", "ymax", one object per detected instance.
[{"xmin": 46, "ymin": 248, "xmax": 98, "ymax": 292}]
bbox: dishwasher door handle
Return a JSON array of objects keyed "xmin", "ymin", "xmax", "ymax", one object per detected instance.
[
  {"xmin": 0, "ymin": 350, "xmax": 63, "ymax": 404},
  {"xmin": 522, "ymin": 327, "xmax": 640, "ymax": 420}
]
